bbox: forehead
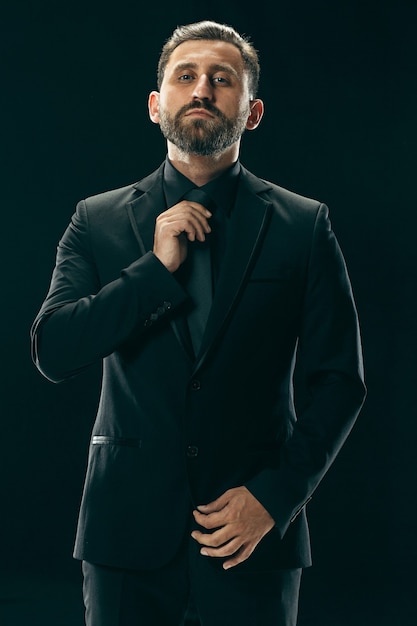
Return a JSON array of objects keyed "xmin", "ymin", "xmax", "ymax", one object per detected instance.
[{"xmin": 165, "ymin": 39, "xmax": 245, "ymax": 76}]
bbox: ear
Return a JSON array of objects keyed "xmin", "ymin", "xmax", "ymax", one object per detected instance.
[
  {"xmin": 148, "ymin": 91, "xmax": 160, "ymax": 124},
  {"xmin": 245, "ymin": 99, "xmax": 264, "ymax": 131}
]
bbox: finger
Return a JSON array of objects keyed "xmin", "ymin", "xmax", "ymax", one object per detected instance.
[
  {"xmin": 193, "ymin": 508, "xmax": 227, "ymax": 529},
  {"xmin": 200, "ymin": 537, "xmax": 243, "ymax": 558},
  {"xmin": 165, "ymin": 198, "xmax": 212, "ymax": 214},
  {"xmin": 173, "ymin": 213, "xmax": 212, "ymax": 242},
  {"xmin": 163, "ymin": 202, "xmax": 212, "ymax": 230},
  {"xmin": 183, "ymin": 221, "xmax": 208, "ymax": 243},
  {"xmin": 196, "ymin": 491, "xmax": 230, "ymax": 514},
  {"xmin": 158, "ymin": 214, "xmax": 210, "ymax": 243},
  {"xmin": 191, "ymin": 526, "xmax": 235, "ymax": 548},
  {"xmin": 223, "ymin": 544, "xmax": 254, "ymax": 570},
  {"xmin": 158, "ymin": 204, "xmax": 212, "ymax": 228},
  {"xmin": 180, "ymin": 200, "xmax": 212, "ymax": 218}
]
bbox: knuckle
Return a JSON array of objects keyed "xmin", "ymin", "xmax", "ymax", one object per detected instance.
[
  {"xmin": 225, "ymin": 541, "xmax": 240, "ymax": 556},
  {"xmin": 242, "ymin": 544, "xmax": 254, "ymax": 559},
  {"xmin": 199, "ymin": 519, "xmax": 210, "ymax": 530},
  {"xmin": 205, "ymin": 518, "xmax": 218, "ymax": 530},
  {"xmin": 217, "ymin": 545, "xmax": 233, "ymax": 557},
  {"xmin": 210, "ymin": 535, "xmax": 222, "ymax": 548}
]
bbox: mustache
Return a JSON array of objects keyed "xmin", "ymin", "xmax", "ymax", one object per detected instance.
[{"xmin": 176, "ymin": 100, "xmax": 224, "ymax": 120}]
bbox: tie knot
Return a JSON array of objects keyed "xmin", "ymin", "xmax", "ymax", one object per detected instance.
[{"xmin": 183, "ymin": 188, "xmax": 216, "ymax": 213}]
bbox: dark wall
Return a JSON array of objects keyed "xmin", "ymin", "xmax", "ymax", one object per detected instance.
[{"xmin": 1, "ymin": 1, "xmax": 416, "ymax": 624}]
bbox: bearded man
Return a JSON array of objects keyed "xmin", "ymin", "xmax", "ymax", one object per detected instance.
[{"xmin": 31, "ymin": 20, "xmax": 365, "ymax": 626}]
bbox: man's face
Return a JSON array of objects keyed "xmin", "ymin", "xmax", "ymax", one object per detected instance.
[{"xmin": 150, "ymin": 40, "xmax": 253, "ymax": 156}]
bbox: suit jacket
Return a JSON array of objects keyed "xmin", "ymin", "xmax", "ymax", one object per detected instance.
[{"xmin": 31, "ymin": 162, "xmax": 366, "ymax": 572}]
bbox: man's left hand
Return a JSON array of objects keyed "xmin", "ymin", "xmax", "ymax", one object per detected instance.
[{"xmin": 191, "ymin": 486, "xmax": 275, "ymax": 570}]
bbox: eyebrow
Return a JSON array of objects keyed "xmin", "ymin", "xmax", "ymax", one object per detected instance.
[{"xmin": 171, "ymin": 62, "xmax": 240, "ymax": 80}]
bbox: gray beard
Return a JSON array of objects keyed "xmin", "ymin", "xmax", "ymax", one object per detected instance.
[{"xmin": 158, "ymin": 103, "xmax": 248, "ymax": 156}]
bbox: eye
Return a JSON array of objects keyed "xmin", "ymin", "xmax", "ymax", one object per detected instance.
[
  {"xmin": 178, "ymin": 74, "xmax": 194, "ymax": 82},
  {"xmin": 212, "ymin": 76, "xmax": 229, "ymax": 85}
]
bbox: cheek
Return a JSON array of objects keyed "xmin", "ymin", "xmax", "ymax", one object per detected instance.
[
  {"xmin": 239, "ymin": 98, "xmax": 251, "ymax": 117},
  {"xmin": 160, "ymin": 86, "xmax": 187, "ymax": 105},
  {"xmin": 160, "ymin": 96, "xmax": 182, "ymax": 119},
  {"xmin": 223, "ymin": 93, "xmax": 249, "ymax": 117}
]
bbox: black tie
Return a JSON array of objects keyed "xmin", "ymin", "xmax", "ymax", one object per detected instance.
[{"xmin": 181, "ymin": 188, "xmax": 216, "ymax": 356}]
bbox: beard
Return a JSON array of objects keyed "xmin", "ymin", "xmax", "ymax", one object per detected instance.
[{"xmin": 158, "ymin": 101, "xmax": 249, "ymax": 156}]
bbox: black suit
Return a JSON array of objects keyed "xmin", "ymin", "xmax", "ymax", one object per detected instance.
[{"xmin": 31, "ymin": 161, "xmax": 365, "ymax": 601}]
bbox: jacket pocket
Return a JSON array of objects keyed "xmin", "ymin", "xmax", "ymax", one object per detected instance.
[{"xmin": 91, "ymin": 436, "xmax": 141, "ymax": 447}]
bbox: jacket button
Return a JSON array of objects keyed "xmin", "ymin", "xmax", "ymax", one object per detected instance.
[
  {"xmin": 191, "ymin": 379, "xmax": 201, "ymax": 391},
  {"xmin": 187, "ymin": 445, "xmax": 199, "ymax": 458}
]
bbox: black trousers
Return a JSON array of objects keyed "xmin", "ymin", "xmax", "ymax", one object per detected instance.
[{"xmin": 82, "ymin": 536, "xmax": 301, "ymax": 626}]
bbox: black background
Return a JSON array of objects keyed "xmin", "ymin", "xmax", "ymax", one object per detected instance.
[{"xmin": 1, "ymin": 0, "xmax": 416, "ymax": 624}]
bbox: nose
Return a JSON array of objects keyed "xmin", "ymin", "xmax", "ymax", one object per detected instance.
[{"xmin": 192, "ymin": 74, "xmax": 214, "ymax": 101}]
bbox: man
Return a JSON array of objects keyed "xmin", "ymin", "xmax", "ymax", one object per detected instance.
[{"xmin": 31, "ymin": 20, "xmax": 366, "ymax": 626}]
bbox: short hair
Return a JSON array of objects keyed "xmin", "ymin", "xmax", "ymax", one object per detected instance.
[{"xmin": 157, "ymin": 20, "xmax": 260, "ymax": 99}]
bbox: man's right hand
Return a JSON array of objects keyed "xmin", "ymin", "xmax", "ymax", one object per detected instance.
[{"xmin": 153, "ymin": 200, "xmax": 212, "ymax": 272}]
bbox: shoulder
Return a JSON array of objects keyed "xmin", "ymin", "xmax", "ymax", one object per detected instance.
[
  {"xmin": 79, "ymin": 164, "xmax": 164, "ymax": 215},
  {"xmin": 265, "ymin": 182, "xmax": 322, "ymax": 213},
  {"xmin": 82, "ymin": 182, "xmax": 138, "ymax": 212},
  {"xmin": 240, "ymin": 165, "xmax": 323, "ymax": 216}
]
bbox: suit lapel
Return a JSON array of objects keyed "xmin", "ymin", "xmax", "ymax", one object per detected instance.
[
  {"xmin": 193, "ymin": 169, "xmax": 273, "ymax": 372},
  {"xmin": 126, "ymin": 164, "xmax": 165, "ymax": 255}
]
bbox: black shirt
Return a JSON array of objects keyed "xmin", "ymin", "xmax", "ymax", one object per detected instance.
[{"xmin": 163, "ymin": 157, "xmax": 240, "ymax": 286}]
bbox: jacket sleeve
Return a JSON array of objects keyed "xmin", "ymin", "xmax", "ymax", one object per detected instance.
[
  {"xmin": 245, "ymin": 203, "xmax": 366, "ymax": 537},
  {"xmin": 31, "ymin": 199, "xmax": 188, "ymax": 383}
]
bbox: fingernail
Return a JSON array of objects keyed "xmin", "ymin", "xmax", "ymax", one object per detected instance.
[{"xmin": 200, "ymin": 549, "xmax": 209, "ymax": 556}]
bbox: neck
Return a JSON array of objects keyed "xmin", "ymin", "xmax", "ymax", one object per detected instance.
[{"xmin": 167, "ymin": 141, "xmax": 240, "ymax": 186}]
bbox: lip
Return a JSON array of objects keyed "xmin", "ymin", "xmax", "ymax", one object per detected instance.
[{"xmin": 185, "ymin": 109, "xmax": 214, "ymax": 118}]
